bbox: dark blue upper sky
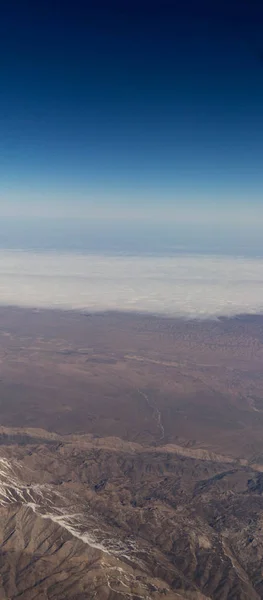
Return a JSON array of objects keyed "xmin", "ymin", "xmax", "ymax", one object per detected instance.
[{"xmin": 1, "ymin": 0, "xmax": 263, "ymax": 244}]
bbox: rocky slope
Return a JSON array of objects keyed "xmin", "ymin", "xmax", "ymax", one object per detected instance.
[{"xmin": 0, "ymin": 431, "xmax": 262, "ymax": 599}]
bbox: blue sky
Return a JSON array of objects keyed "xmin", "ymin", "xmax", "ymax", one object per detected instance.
[{"xmin": 1, "ymin": 0, "xmax": 263, "ymax": 252}]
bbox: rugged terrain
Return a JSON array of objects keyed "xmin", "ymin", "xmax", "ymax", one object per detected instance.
[{"xmin": 0, "ymin": 308, "xmax": 263, "ymax": 598}]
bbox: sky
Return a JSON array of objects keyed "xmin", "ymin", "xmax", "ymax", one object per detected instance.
[
  {"xmin": 1, "ymin": 1, "xmax": 263, "ymax": 316},
  {"xmin": 1, "ymin": 0, "xmax": 263, "ymax": 254}
]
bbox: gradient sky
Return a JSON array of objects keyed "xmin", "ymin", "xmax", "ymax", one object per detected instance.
[{"xmin": 1, "ymin": 0, "xmax": 263, "ymax": 251}]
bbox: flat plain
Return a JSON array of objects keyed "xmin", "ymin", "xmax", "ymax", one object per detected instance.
[{"xmin": 0, "ymin": 307, "xmax": 263, "ymax": 458}]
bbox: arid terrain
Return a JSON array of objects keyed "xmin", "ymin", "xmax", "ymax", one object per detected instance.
[{"xmin": 0, "ymin": 307, "xmax": 263, "ymax": 598}]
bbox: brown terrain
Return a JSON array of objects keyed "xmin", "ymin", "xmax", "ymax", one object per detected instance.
[{"xmin": 0, "ymin": 307, "xmax": 263, "ymax": 598}]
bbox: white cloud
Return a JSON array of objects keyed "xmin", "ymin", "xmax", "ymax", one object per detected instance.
[{"xmin": 0, "ymin": 251, "xmax": 263, "ymax": 318}]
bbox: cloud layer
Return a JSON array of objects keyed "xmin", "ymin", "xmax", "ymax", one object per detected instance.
[{"xmin": 1, "ymin": 251, "xmax": 263, "ymax": 318}]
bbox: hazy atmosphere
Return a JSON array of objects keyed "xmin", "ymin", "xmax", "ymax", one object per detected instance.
[
  {"xmin": 1, "ymin": 1, "xmax": 263, "ymax": 319},
  {"xmin": 1, "ymin": 1, "xmax": 263, "ymax": 316},
  {"xmin": 0, "ymin": 250, "xmax": 263, "ymax": 317}
]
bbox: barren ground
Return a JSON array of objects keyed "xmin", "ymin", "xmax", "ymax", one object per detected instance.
[{"xmin": 0, "ymin": 308, "xmax": 262, "ymax": 598}]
